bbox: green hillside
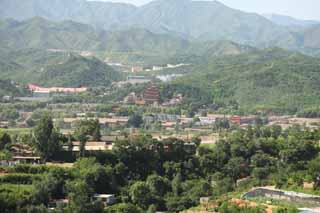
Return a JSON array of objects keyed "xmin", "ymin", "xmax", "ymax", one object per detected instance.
[
  {"xmin": 0, "ymin": 80, "xmax": 26, "ymax": 97},
  {"xmin": 0, "ymin": 49, "xmax": 123, "ymax": 87},
  {"xmin": 170, "ymin": 48, "xmax": 320, "ymax": 113}
]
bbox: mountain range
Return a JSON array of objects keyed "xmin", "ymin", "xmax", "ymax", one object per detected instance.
[
  {"xmin": 0, "ymin": 0, "xmax": 320, "ymax": 53},
  {"xmin": 0, "ymin": 17, "xmax": 255, "ymax": 64}
]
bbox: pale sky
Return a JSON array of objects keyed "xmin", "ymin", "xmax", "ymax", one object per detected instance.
[{"xmin": 92, "ymin": 0, "xmax": 320, "ymax": 21}]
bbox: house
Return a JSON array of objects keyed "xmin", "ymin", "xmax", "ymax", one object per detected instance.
[
  {"xmin": 131, "ymin": 66, "xmax": 143, "ymax": 72},
  {"xmin": 63, "ymin": 141, "xmax": 113, "ymax": 152},
  {"xmin": 93, "ymin": 194, "xmax": 116, "ymax": 206},
  {"xmin": 101, "ymin": 135, "xmax": 126, "ymax": 143},
  {"xmin": 123, "ymin": 92, "xmax": 138, "ymax": 104},
  {"xmin": 33, "ymin": 90, "xmax": 51, "ymax": 98},
  {"xmin": 152, "ymin": 66, "xmax": 163, "ymax": 71},
  {"xmin": 161, "ymin": 121, "xmax": 177, "ymax": 129},
  {"xmin": 100, "ymin": 117, "xmax": 129, "ymax": 128},
  {"xmin": 230, "ymin": 116, "xmax": 256, "ymax": 125},
  {"xmin": 127, "ymin": 76, "xmax": 151, "ymax": 84},
  {"xmin": 48, "ymin": 199, "xmax": 69, "ymax": 210},
  {"xmin": 9, "ymin": 144, "xmax": 41, "ymax": 164},
  {"xmin": 198, "ymin": 117, "xmax": 216, "ymax": 126},
  {"xmin": 11, "ymin": 156, "xmax": 41, "ymax": 164},
  {"xmin": 60, "ymin": 117, "xmax": 129, "ymax": 129},
  {"xmin": 2, "ymin": 96, "xmax": 12, "ymax": 101}
]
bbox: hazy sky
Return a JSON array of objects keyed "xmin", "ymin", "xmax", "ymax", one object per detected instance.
[{"xmin": 94, "ymin": 0, "xmax": 320, "ymax": 21}]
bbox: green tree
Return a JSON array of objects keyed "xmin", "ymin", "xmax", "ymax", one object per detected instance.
[
  {"xmin": 66, "ymin": 180, "xmax": 103, "ymax": 213},
  {"xmin": 223, "ymin": 157, "xmax": 247, "ymax": 184},
  {"xmin": 129, "ymin": 181, "xmax": 153, "ymax": 210},
  {"xmin": 74, "ymin": 119, "xmax": 101, "ymax": 141},
  {"xmin": 128, "ymin": 114, "xmax": 143, "ymax": 128},
  {"xmin": 172, "ymin": 173, "xmax": 182, "ymax": 196},
  {"xmin": 146, "ymin": 174, "xmax": 171, "ymax": 197},
  {"xmin": 32, "ymin": 114, "xmax": 61, "ymax": 161},
  {"xmin": 0, "ymin": 132, "xmax": 11, "ymax": 150},
  {"xmin": 105, "ymin": 203, "xmax": 142, "ymax": 213}
]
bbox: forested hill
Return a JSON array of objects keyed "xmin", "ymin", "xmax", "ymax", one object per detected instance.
[
  {"xmin": 169, "ymin": 48, "xmax": 320, "ymax": 113},
  {"xmin": 0, "ymin": 49, "xmax": 123, "ymax": 87}
]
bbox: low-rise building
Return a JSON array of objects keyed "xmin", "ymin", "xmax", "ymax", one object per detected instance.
[{"xmin": 63, "ymin": 141, "xmax": 113, "ymax": 152}]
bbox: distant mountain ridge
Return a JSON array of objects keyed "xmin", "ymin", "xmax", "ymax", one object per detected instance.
[
  {"xmin": 0, "ymin": 0, "xmax": 306, "ymax": 49},
  {"xmin": 0, "ymin": 17, "xmax": 255, "ymax": 63}
]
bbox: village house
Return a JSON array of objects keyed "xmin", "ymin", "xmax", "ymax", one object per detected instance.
[
  {"xmin": 131, "ymin": 66, "xmax": 144, "ymax": 73},
  {"xmin": 63, "ymin": 141, "xmax": 113, "ymax": 152},
  {"xmin": 3, "ymin": 144, "xmax": 42, "ymax": 165},
  {"xmin": 58, "ymin": 117, "xmax": 129, "ymax": 129},
  {"xmin": 198, "ymin": 116, "xmax": 216, "ymax": 126},
  {"xmin": 230, "ymin": 115, "xmax": 256, "ymax": 125},
  {"xmin": 161, "ymin": 121, "xmax": 177, "ymax": 130},
  {"xmin": 101, "ymin": 135, "xmax": 126, "ymax": 143}
]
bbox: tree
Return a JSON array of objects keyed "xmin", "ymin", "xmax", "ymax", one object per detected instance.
[
  {"xmin": 308, "ymin": 157, "xmax": 320, "ymax": 188},
  {"xmin": 32, "ymin": 114, "xmax": 61, "ymax": 161},
  {"xmin": 73, "ymin": 158, "xmax": 116, "ymax": 194},
  {"xmin": 105, "ymin": 203, "xmax": 142, "ymax": 213},
  {"xmin": 223, "ymin": 157, "xmax": 247, "ymax": 184},
  {"xmin": 129, "ymin": 181, "xmax": 153, "ymax": 210},
  {"xmin": 146, "ymin": 174, "xmax": 171, "ymax": 197},
  {"xmin": 172, "ymin": 173, "xmax": 182, "ymax": 196},
  {"xmin": 74, "ymin": 119, "xmax": 101, "ymax": 141},
  {"xmin": 78, "ymin": 133, "xmax": 88, "ymax": 158},
  {"xmin": 0, "ymin": 132, "xmax": 11, "ymax": 150},
  {"xmin": 67, "ymin": 134, "xmax": 73, "ymax": 152},
  {"xmin": 128, "ymin": 114, "xmax": 143, "ymax": 128},
  {"xmin": 147, "ymin": 204, "xmax": 157, "ymax": 213},
  {"xmin": 66, "ymin": 180, "xmax": 103, "ymax": 213}
]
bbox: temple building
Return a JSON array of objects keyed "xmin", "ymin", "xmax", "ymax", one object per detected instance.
[{"xmin": 143, "ymin": 85, "xmax": 160, "ymax": 104}]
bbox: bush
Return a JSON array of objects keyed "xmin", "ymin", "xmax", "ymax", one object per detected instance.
[
  {"xmin": 0, "ymin": 173, "xmax": 41, "ymax": 184},
  {"xmin": 8, "ymin": 164, "xmax": 50, "ymax": 174},
  {"xmin": 105, "ymin": 203, "xmax": 142, "ymax": 213}
]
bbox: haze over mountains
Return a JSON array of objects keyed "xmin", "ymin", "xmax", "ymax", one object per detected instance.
[
  {"xmin": 263, "ymin": 13, "xmax": 320, "ymax": 28},
  {"xmin": 1, "ymin": 0, "xmax": 320, "ymax": 54}
]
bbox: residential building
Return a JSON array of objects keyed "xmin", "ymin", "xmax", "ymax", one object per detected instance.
[{"xmin": 63, "ymin": 141, "xmax": 113, "ymax": 152}]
